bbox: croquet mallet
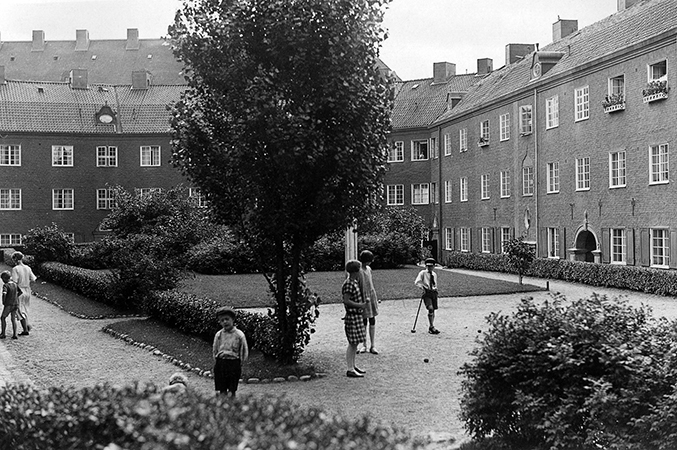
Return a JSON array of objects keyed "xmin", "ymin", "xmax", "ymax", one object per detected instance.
[{"xmin": 411, "ymin": 297, "xmax": 423, "ymax": 333}]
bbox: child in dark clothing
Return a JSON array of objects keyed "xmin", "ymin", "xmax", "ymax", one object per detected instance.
[
  {"xmin": 1, "ymin": 271, "xmax": 20, "ymax": 340},
  {"xmin": 213, "ymin": 306, "xmax": 248, "ymax": 396}
]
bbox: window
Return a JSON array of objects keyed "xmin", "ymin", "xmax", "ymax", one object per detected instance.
[
  {"xmin": 140, "ymin": 146, "xmax": 161, "ymax": 166},
  {"xmin": 189, "ymin": 187, "xmax": 208, "ymax": 208},
  {"xmin": 388, "ymin": 141, "xmax": 404, "ymax": 162},
  {"xmin": 651, "ymin": 229, "xmax": 669, "ymax": 267},
  {"xmin": 609, "ymin": 151, "xmax": 626, "ymax": 188},
  {"xmin": 444, "ymin": 134, "xmax": 452, "ymax": 156},
  {"xmin": 481, "ymin": 174, "xmax": 490, "ymax": 199},
  {"xmin": 499, "ymin": 113, "xmax": 510, "ymax": 141},
  {"xmin": 479, "ymin": 120, "xmax": 490, "ymax": 145},
  {"xmin": 387, "ymin": 185, "xmax": 404, "ymax": 205},
  {"xmin": 609, "ymin": 75, "xmax": 625, "ymax": 98},
  {"xmin": 445, "ymin": 227, "xmax": 453, "ymax": 250},
  {"xmin": 648, "ymin": 60, "xmax": 667, "ymax": 82},
  {"xmin": 431, "ymin": 182, "xmax": 439, "ymax": 204},
  {"xmin": 611, "ymin": 228, "xmax": 626, "ymax": 264},
  {"xmin": 547, "ymin": 162, "xmax": 560, "ymax": 193},
  {"xmin": 500, "ymin": 171, "xmax": 511, "ymax": 198},
  {"xmin": 519, "ymin": 105, "xmax": 532, "ymax": 135},
  {"xmin": 574, "ymin": 86, "xmax": 589, "ymax": 121},
  {"xmin": 0, "ymin": 234, "xmax": 22, "ymax": 246},
  {"xmin": 546, "ymin": 95, "xmax": 559, "ymax": 129},
  {"xmin": 576, "ymin": 157, "xmax": 590, "ymax": 191},
  {"xmin": 547, "ymin": 227, "xmax": 560, "ymax": 258},
  {"xmin": 460, "ymin": 228, "xmax": 470, "ymax": 252},
  {"xmin": 97, "ymin": 146, "xmax": 118, "ymax": 167},
  {"xmin": 97, "ymin": 188, "xmax": 116, "ymax": 210},
  {"xmin": 412, "ymin": 183, "xmax": 429, "ymax": 205},
  {"xmin": 444, "ymin": 180, "xmax": 452, "ymax": 203},
  {"xmin": 459, "ymin": 129, "xmax": 467, "ymax": 152},
  {"xmin": 64, "ymin": 233, "xmax": 75, "ymax": 243},
  {"xmin": 0, "ymin": 145, "xmax": 21, "ymax": 166},
  {"xmin": 460, "ymin": 177, "xmax": 468, "ymax": 202},
  {"xmin": 650, "ymin": 144, "xmax": 669, "ymax": 184},
  {"xmin": 523, "ymin": 167, "xmax": 534, "ymax": 196},
  {"xmin": 431, "ymin": 137, "xmax": 438, "ymax": 159},
  {"xmin": 501, "ymin": 228, "xmax": 511, "ymax": 254},
  {"xmin": 53, "ymin": 188, "xmax": 74, "ymax": 210},
  {"xmin": 481, "ymin": 228, "xmax": 492, "ymax": 253},
  {"xmin": 0, "ymin": 188, "xmax": 21, "ymax": 210},
  {"xmin": 136, "ymin": 187, "xmax": 161, "ymax": 197},
  {"xmin": 411, "ymin": 140, "xmax": 429, "ymax": 161},
  {"xmin": 52, "ymin": 145, "xmax": 74, "ymax": 166}
]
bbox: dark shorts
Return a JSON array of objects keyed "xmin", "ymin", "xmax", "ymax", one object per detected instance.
[
  {"xmin": 214, "ymin": 358, "xmax": 242, "ymax": 394},
  {"xmin": 1, "ymin": 304, "xmax": 18, "ymax": 319},
  {"xmin": 422, "ymin": 290, "xmax": 438, "ymax": 310}
]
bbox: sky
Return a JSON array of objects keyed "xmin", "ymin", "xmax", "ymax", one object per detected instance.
[{"xmin": 0, "ymin": 0, "xmax": 618, "ymax": 80}]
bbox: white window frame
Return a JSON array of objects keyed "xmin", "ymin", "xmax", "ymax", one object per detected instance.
[
  {"xmin": 499, "ymin": 113, "xmax": 510, "ymax": 141},
  {"xmin": 444, "ymin": 180, "xmax": 452, "ymax": 203},
  {"xmin": 479, "ymin": 120, "xmax": 490, "ymax": 144},
  {"xmin": 576, "ymin": 157, "xmax": 590, "ymax": 191},
  {"xmin": 651, "ymin": 228, "xmax": 669, "ymax": 268},
  {"xmin": 388, "ymin": 141, "xmax": 404, "ymax": 163},
  {"xmin": 431, "ymin": 137, "xmax": 438, "ymax": 159},
  {"xmin": 609, "ymin": 75, "xmax": 625, "ymax": 98},
  {"xmin": 481, "ymin": 228, "xmax": 492, "ymax": 253},
  {"xmin": 0, "ymin": 145, "xmax": 21, "ymax": 166},
  {"xmin": 140, "ymin": 145, "xmax": 161, "ymax": 167},
  {"xmin": 411, "ymin": 140, "xmax": 429, "ymax": 161},
  {"xmin": 444, "ymin": 227, "xmax": 453, "ymax": 250},
  {"xmin": 648, "ymin": 59, "xmax": 668, "ymax": 83},
  {"xmin": 611, "ymin": 228, "xmax": 626, "ymax": 264},
  {"xmin": 136, "ymin": 187, "xmax": 161, "ymax": 197},
  {"xmin": 189, "ymin": 187, "xmax": 208, "ymax": 208},
  {"xmin": 523, "ymin": 167, "xmax": 534, "ymax": 196},
  {"xmin": 460, "ymin": 228, "xmax": 470, "ymax": 252},
  {"xmin": 52, "ymin": 188, "xmax": 74, "ymax": 210},
  {"xmin": 431, "ymin": 182, "xmax": 439, "ymax": 204},
  {"xmin": 519, "ymin": 105, "xmax": 532, "ymax": 135},
  {"xmin": 501, "ymin": 227, "xmax": 511, "ymax": 254},
  {"xmin": 481, "ymin": 174, "xmax": 490, "ymax": 200},
  {"xmin": 96, "ymin": 146, "xmax": 118, "ymax": 167},
  {"xmin": 500, "ymin": 171, "xmax": 511, "ymax": 198},
  {"xmin": 444, "ymin": 134, "xmax": 452, "ymax": 156},
  {"xmin": 609, "ymin": 151, "xmax": 627, "ymax": 188},
  {"xmin": 96, "ymin": 188, "xmax": 116, "ymax": 210},
  {"xmin": 574, "ymin": 85, "xmax": 589, "ymax": 122},
  {"xmin": 459, "ymin": 128, "xmax": 467, "ymax": 152},
  {"xmin": 411, "ymin": 183, "xmax": 429, "ymax": 205},
  {"xmin": 546, "ymin": 95, "xmax": 559, "ymax": 129},
  {"xmin": 460, "ymin": 177, "xmax": 468, "ymax": 202},
  {"xmin": 52, "ymin": 145, "xmax": 74, "ymax": 167},
  {"xmin": 0, "ymin": 188, "xmax": 21, "ymax": 210},
  {"xmin": 547, "ymin": 162, "xmax": 560, "ymax": 193},
  {"xmin": 0, "ymin": 234, "xmax": 22, "ymax": 246},
  {"xmin": 649, "ymin": 143, "xmax": 669, "ymax": 185},
  {"xmin": 386, "ymin": 184, "xmax": 404, "ymax": 206},
  {"xmin": 547, "ymin": 227, "xmax": 560, "ymax": 258}
]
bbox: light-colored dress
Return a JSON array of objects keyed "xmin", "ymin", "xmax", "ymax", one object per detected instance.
[
  {"xmin": 11, "ymin": 263, "xmax": 37, "ymax": 321},
  {"xmin": 360, "ymin": 265, "xmax": 379, "ymax": 318}
]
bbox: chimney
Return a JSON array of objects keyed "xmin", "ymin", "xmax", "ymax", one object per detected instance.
[
  {"xmin": 477, "ymin": 58, "xmax": 493, "ymax": 75},
  {"xmin": 433, "ymin": 62, "xmax": 456, "ymax": 84},
  {"xmin": 552, "ymin": 19, "xmax": 578, "ymax": 42},
  {"xmin": 505, "ymin": 43, "xmax": 536, "ymax": 65},
  {"xmin": 75, "ymin": 29, "xmax": 90, "ymax": 51},
  {"xmin": 618, "ymin": 0, "xmax": 641, "ymax": 10},
  {"xmin": 131, "ymin": 70, "xmax": 151, "ymax": 89},
  {"xmin": 32, "ymin": 30, "xmax": 45, "ymax": 52},
  {"xmin": 126, "ymin": 28, "xmax": 139, "ymax": 50},
  {"xmin": 70, "ymin": 69, "xmax": 88, "ymax": 89},
  {"xmin": 0, "ymin": 65, "xmax": 5, "ymax": 84}
]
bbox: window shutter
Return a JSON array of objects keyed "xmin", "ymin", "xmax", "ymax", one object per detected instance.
[
  {"xmin": 640, "ymin": 228, "xmax": 650, "ymax": 267},
  {"xmin": 626, "ymin": 228, "xmax": 635, "ymax": 265},
  {"xmin": 491, "ymin": 228, "xmax": 496, "ymax": 253},
  {"xmin": 670, "ymin": 230, "xmax": 677, "ymax": 269},
  {"xmin": 539, "ymin": 227, "xmax": 547, "ymax": 257},
  {"xmin": 559, "ymin": 227, "xmax": 566, "ymax": 259},
  {"xmin": 454, "ymin": 228, "xmax": 458, "ymax": 251},
  {"xmin": 511, "ymin": 227, "xmax": 515, "ymax": 238},
  {"xmin": 601, "ymin": 228, "xmax": 610, "ymax": 264},
  {"xmin": 469, "ymin": 228, "xmax": 474, "ymax": 252}
]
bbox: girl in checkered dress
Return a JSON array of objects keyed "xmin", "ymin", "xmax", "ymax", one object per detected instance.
[{"xmin": 342, "ymin": 260, "xmax": 366, "ymax": 378}]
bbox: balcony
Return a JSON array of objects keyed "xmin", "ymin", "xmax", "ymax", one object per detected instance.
[
  {"xmin": 642, "ymin": 80, "xmax": 669, "ymax": 103},
  {"xmin": 477, "ymin": 137, "xmax": 489, "ymax": 148},
  {"xmin": 602, "ymin": 94, "xmax": 625, "ymax": 113}
]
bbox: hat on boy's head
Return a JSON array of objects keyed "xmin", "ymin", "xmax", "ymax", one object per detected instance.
[
  {"xmin": 425, "ymin": 258, "xmax": 436, "ymax": 266},
  {"xmin": 168, "ymin": 372, "xmax": 188, "ymax": 386},
  {"xmin": 216, "ymin": 306, "xmax": 236, "ymax": 319}
]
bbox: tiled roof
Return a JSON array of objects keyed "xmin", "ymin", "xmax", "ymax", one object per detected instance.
[
  {"xmin": 0, "ymin": 79, "xmax": 185, "ymax": 134},
  {"xmin": 0, "ymin": 39, "xmax": 185, "ymax": 85},
  {"xmin": 436, "ymin": 0, "xmax": 677, "ymax": 123},
  {"xmin": 392, "ymin": 73, "xmax": 479, "ymax": 129}
]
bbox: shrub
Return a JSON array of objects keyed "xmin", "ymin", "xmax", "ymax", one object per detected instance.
[
  {"xmin": 503, "ymin": 236, "xmax": 535, "ymax": 284},
  {"xmin": 185, "ymin": 228, "xmax": 258, "ymax": 274},
  {"xmin": 0, "ymin": 383, "xmax": 422, "ymax": 449},
  {"xmin": 21, "ymin": 223, "xmax": 74, "ymax": 264},
  {"xmin": 459, "ymin": 294, "xmax": 677, "ymax": 450}
]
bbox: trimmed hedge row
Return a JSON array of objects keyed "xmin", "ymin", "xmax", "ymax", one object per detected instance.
[
  {"xmin": 35, "ymin": 261, "xmax": 118, "ymax": 307},
  {"xmin": 0, "ymin": 383, "xmax": 422, "ymax": 450},
  {"xmin": 444, "ymin": 251, "xmax": 677, "ymax": 296}
]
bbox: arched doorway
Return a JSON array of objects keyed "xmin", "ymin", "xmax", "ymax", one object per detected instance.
[{"xmin": 574, "ymin": 229, "xmax": 598, "ymax": 262}]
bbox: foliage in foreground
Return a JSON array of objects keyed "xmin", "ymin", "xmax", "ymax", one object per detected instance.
[
  {"xmin": 21, "ymin": 222, "xmax": 75, "ymax": 265},
  {"xmin": 0, "ymin": 383, "xmax": 423, "ymax": 450},
  {"xmin": 459, "ymin": 294, "xmax": 677, "ymax": 450}
]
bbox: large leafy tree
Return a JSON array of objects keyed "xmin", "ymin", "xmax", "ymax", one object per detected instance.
[{"xmin": 169, "ymin": 0, "xmax": 393, "ymax": 362}]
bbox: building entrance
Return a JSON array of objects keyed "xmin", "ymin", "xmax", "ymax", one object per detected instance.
[{"xmin": 574, "ymin": 230, "xmax": 597, "ymax": 262}]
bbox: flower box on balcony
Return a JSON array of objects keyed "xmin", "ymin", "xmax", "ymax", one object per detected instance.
[
  {"xmin": 602, "ymin": 94, "xmax": 625, "ymax": 113},
  {"xmin": 642, "ymin": 80, "xmax": 669, "ymax": 103},
  {"xmin": 643, "ymin": 91, "xmax": 668, "ymax": 103},
  {"xmin": 604, "ymin": 103, "xmax": 625, "ymax": 113}
]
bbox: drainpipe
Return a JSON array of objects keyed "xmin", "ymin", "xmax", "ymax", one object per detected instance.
[
  {"xmin": 437, "ymin": 125, "xmax": 443, "ymax": 258},
  {"xmin": 533, "ymin": 88, "xmax": 539, "ymax": 255}
]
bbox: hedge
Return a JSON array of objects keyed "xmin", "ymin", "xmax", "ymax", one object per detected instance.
[
  {"xmin": 0, "ymin": 383, "xmax": 423, "ymax": 450},
  {"xmin": 35, "ymin": 261, "xmax": 118, "ymax": 307}
]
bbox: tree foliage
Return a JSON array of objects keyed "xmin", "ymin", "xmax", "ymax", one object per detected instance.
[
  {"xmin": 503, "ymin": 236, "xmax": 535, "ymax": 284},
  {"xmin": 169, "ymin": 0, "xmax": 393, "ymax": 362}
]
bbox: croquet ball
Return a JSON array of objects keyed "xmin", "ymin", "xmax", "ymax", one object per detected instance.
[
  {"xmin": 423, "ymin": 358, "xmax": 429, "ymax": 363},
  {"xmin": 478, "ymin": 329, "xmax": 482, "ymax": 333}
]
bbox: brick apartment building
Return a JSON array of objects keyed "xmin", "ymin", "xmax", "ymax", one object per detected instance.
[{"xmin": 387, "ymin": 0, "xmax": 677, "ymax": 270}]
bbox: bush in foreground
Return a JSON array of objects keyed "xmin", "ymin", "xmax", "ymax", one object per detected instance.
[
  {"xmin": 459, "ymin": 294, "xmax": 677, "ymax": 450},
  {"xmin": 0, "ymin": 383, "xmax": 423, "ymax": 450}
]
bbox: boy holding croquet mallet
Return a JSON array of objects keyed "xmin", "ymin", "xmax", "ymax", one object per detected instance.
[{"xmin": 414, "ymin": 258, "xmax": 440, "ymax": 334}]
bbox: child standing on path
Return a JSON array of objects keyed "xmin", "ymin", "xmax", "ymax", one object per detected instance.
[
  {"xmin": 213, "ymin": 306, "xmax": 248, "ymax": 397},
  {"xmin": 1, "ymin": 271, "xmax": 20, "ymax": 340},
  {"xmin": 342, "ymin": 260, "xmax": 366, "ymax": 378},
  {"xmin": 11, "ymin": 252, "xmax": 37, "ymax": 336},
  {"xmin": 414, "ymin": 258, "xmax": 440, "ymax": 334},
  {"xmin": 357, "ymin": 250, "xmax": 379, "ymax": 355}
]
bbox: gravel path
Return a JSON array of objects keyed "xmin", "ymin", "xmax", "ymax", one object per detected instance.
[{"xmin": 2, "ymin": 268, "xmax": 677, "ymax": 448}]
